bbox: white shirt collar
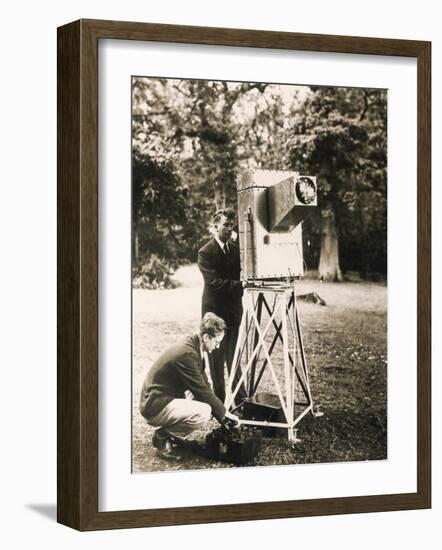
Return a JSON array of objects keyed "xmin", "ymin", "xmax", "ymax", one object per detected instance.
[
  {"xmin": 214, "ymin": 236, "xmax": 229, "ymax": 253},
  {"xmin": 199, "ymin": 339, "xmax": 210, "ymax": 370}
]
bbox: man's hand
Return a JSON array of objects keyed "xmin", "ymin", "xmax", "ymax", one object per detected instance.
[{"xmin": 224, "ymin": 411, "xmax": 240, "ymax": 426}]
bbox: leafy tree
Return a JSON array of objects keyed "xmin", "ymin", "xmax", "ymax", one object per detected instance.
[
  {"xmin": 288, "ymin": 86, "xmax": 387, "ymax": 280},
  {"xmin": 132, "ymin": 77, "xmax": 387, "ymax": 285},
  {"xmin": 132, "ymin": 78, "xmax": 297, "ymax": 266},
  {"xmin": 132, "ymin": 155, "xmax": 188, "ymax": 266}
]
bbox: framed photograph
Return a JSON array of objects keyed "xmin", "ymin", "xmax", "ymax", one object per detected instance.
[{"xmin": 57, "ymin": 19, "xmax": 431, "ymax": 530}]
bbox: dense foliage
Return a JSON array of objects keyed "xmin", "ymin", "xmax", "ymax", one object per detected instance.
[
  {"xmin": 132, "ymin": 78, "xmax": 387, "ymax": 286},
  {"xmin": 289, "ymin": 87, "xmax": 387, "ymax": 279}
]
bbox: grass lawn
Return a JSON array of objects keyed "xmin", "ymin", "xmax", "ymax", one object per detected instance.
[{"xmin": 132, "ymin": 264, "xmax": 387, "ymax": 473}]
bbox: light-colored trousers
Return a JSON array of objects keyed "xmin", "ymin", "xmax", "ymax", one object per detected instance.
[{"xmin": 147, "ymin": 396, "xmax": 211, "ymax": 437}]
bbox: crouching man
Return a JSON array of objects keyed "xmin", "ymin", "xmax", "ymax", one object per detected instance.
[{"xmin": 139, "ymin": 312, "xmax": 239, "ymax": 460}]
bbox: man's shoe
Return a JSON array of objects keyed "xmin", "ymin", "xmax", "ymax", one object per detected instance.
[
  {"xmin": 152, "ymin": 429, "xmax": 184, "ymax": 461},
  {"xmin": 156, "ymin": 439, "xmax": 184, "ymax": 461},
  {"xmin": 152, "ymin": 428, "xmax": 170, "ymax": 451}
]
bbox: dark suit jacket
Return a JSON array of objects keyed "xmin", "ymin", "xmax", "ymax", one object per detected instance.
[
  {"xmin": 198, "ymin": 238, "xmax": 243, "ymax": 327},
  {"xmin": 139, "ymin": 334, "xmax": 226, "ymax": 422}
]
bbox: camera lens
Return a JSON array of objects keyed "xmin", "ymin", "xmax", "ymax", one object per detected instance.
[{"xmin": 295, "ymin": 176, "xmax": 316, "ymax": 204}]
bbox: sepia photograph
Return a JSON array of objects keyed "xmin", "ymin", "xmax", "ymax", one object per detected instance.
[{"xmin": 131, "ymin": 76, "xmax": 388, "ymax": 474}]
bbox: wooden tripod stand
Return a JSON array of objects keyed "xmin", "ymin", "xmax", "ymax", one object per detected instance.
[{"xmin": 225, "ymin": 280, "xmax": 323, "ymax": 442}]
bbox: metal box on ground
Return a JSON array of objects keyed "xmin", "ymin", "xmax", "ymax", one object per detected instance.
[
  {"xmin": 204, "ymin": 425, "xmax": 263, "ymax": 465},
  {"xmin": 240, "ymin": 392, "xmax": 286, "ymax": 437}
]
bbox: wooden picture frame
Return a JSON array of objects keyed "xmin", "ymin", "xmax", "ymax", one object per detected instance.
[{"xmin": 57, "ymin": 18, "xmax": 431, "ymax": 531}]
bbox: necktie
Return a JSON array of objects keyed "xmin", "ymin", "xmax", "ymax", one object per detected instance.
[{"xmin": 223, "ymin": 243, "xmax": 229, "ymax": 255}]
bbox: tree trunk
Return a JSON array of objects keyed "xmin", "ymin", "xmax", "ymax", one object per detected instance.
[
  {"xmin": 318, "ymin": 208, "xmax": 343, "ymax": 281},
  {"xmin": 213, "ymin": 179, "xmax": 226, "ymax": 210},
  {"xmin": 133, "ymin": 227, "xmax": 140, "ymax": 264}
]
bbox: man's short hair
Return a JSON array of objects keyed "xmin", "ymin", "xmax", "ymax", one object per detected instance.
[
  {"xmin": 200, "ymin": 312, "xmax": 227, "ymax": 337},
  {"xmin": 212, "ymin": 208, "xmax": 236, "ymax": 225}
]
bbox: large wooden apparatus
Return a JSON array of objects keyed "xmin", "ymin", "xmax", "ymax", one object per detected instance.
[{"xmin": 227, "ymin": 170, "xmax": 323, "ymax": 443}]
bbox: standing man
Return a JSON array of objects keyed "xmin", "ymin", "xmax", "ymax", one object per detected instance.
[
  {"xmin": 198, "ymin": 208, "xmax": 247, "ymax": 405},
  {"xmin": 139, "ymin": 313, "xmax": 239, "ymax": 460}
]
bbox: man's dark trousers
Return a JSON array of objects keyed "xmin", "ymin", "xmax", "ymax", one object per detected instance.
[
  {"xmin": 210, "ymin": 324, "xmax": 242, "ymax": 404},
  {"xmin": 198, "ymin": 238, "xmax": 247, "ymax": 405}
]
